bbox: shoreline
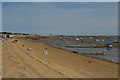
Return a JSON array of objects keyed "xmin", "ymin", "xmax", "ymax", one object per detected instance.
[
  {"xmin": 35, "ymin": 39, "xmax": 119, "ymax": 64},
  {"xmin": 2, "ymin": 37, "xmax": 118, "ymax": 78}
]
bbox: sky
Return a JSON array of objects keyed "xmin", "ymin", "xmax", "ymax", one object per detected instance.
[
  {"xmin": 2, "ymin": 0, "xmax": 120, "ymax": 2},
  {"xmin": 2, "ymin": 2, "xmax": 118, "ymax": 35}
]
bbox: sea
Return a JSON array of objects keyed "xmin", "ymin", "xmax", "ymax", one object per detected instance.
[{"xmin": 39, "ymin": 36, "xmax": 119, "ymax": 63}]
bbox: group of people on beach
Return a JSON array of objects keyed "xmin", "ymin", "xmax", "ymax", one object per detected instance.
[
  {"xmin": 22, "ymin": 44, "xmax": 48, "ymax": 55},
  {"xmin": 10, "ymin": 38, "xmax": 48, "ymax": 55},
  {"xmin": 99, "ymin": 55, "xmax": 114, "ymax": 62}
]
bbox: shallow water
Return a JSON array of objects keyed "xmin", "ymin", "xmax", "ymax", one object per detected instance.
[{"xmin": 39, "ymin": 36, "xmax": 119, "ymax": 63}]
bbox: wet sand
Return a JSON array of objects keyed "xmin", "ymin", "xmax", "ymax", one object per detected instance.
[{"xmin": 2, "ymin": 38, "xmax": 118, "ymax": 78}]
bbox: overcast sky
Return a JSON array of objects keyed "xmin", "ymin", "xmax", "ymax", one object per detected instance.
[
  {"xmin": 2, "ymin": 2, "xmax": 118, "ymax": 35},
  {"xmin": 2, "ymin": 0, "xmax": 120, "ymax": 2}
]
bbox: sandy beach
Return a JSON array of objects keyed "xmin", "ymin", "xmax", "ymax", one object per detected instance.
[
  {"xmin": 0, "ymin": 41, "xmax": 2, "ymax": 79},
  {"xmin": 2, "ymin": 38, "xmax": 118, "ymax": 78}
]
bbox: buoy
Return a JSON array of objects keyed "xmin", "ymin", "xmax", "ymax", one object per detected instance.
[{"xmin": 102, "ymin": 39, "xmax": 104, "ymax": 42}]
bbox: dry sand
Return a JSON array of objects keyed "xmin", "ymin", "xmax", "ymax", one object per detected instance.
[
  {"xmin": 0, "ymin": 41, "xmax": 2, "ymax": 79},
  {"xmin": 2, "ymin": 38, "xmax": 118, "ymax": 78}
]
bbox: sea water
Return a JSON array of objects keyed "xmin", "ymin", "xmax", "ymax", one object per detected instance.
[{"xmin": 39, "ymin": 36, "xmax": 119, "ymax": 63}]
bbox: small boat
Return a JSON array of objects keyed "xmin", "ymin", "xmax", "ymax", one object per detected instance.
[{"xmin": 73, "ymin": 51, "xmax": 78, "ymax": 53}]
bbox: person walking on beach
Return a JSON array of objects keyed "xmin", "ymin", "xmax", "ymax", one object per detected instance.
[
  {"xmin": 99, "ymin": 55, "xmax": 102, "ymax": 59},
  {"xmin": 44, "ymin": 48, "xmax": 47, "ymax": 55}
]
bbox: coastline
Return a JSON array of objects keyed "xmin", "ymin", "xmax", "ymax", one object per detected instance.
[
  {"xmin": 37, "ymin": 39, "xmax": 118, "ymax": 64},
  {"xmin": 2, "ymin": 37, "xmax": 118, "ymax": 78}
]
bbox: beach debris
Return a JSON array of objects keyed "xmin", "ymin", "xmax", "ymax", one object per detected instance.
[
  {"xmin": 73, "ymin": 51, "xmax": 78, "ymax": 53},
  {"xmin": 44, "ymin": 48, "xmax": 47, "ymax": 55},
  {"xmin": 88, "ymin": 60, "xmax": 92, "ymax": 63}
]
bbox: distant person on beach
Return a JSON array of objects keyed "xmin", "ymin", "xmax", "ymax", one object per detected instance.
[
  {"xmin": 27, "ymin": 48, "xmax": 32, "ymax": 51},
  {"xmin": 29, "ymin": 48, "xmax": 32, "ymax": 51},
  {"xmin": 44, "ymin": 48, "xmax": 47, "ymax": 55},
  {"xmin": 111, "ymin": 59, "xmax": 114, "ymax": 62},
  {"xmin": 99, "ymin": 55, "xmax": 102, "ymax": 59},
  {"xmin": 103, "ymin": 57, "xmax": 106, "ymax": 60}
]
